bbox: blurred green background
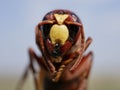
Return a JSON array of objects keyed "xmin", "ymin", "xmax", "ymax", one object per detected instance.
[{"xmin": 0, "ymin": 0, "xmax": 120, "ymax": 90}]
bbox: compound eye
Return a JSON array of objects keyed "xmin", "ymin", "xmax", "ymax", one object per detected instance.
[
  {"xmin": 67, "ymin": 24, "xmax": 80, "ymax": 41},
  {"xmin": 42, "ymin": 24, "xmax": 53, "ymax": 38}
]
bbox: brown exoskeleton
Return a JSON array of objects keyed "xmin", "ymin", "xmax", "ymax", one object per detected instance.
[{"xmin": 17, "ymin": 9, "xmax": 93, "ymax": 90}]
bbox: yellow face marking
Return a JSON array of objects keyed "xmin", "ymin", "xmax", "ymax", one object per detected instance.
[
  {"xmin": 50, "ymin": 24, "xmax": 69, "ymax": 45},
  {"xmin": 54, "ymin": 14, "xmax": 69, "ymax": 24}
]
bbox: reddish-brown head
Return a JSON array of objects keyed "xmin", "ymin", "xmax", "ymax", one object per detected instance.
[{"xmin": 39, "ymin": 10, "xmax": 83, "ymax": 63}]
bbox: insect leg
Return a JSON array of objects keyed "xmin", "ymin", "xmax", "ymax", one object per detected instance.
[
  {"xmin": 62, "ymin": 52, "xmax": 93, "ymax": 81},
  {"xmin": 84, "ymin": 37, "xmax": 92, "ymax": 52},
  {"xmin": 36, "ymin": 25, "xmax": 56, "ymax": 73},
  {"xmin": 28, "ymin": 48, "xmax": 43, "ymax": 90},
  {"xmin": 74, "ymin": 51, "xmax": 93, "ymax": 76},
  {"xmin": 16, "ymin": 48, "xmax": 44, "ymax": 90},
  {"xmin": 70, "ymin": 31, "xmax": 92, "ymax": 72},
  {"xmin": 77, "ymin": 51, "xmax": 93, "ymax": 90},
  {"xmin": 70, "ymin": 27, "xmax": 85, "ymax": 72},
  {"xmin": 76, "ymin": 51, "xmax": 93, "ymax": 80},
  {"xmin": 16, "ymin": 64, "xmax": 30, "ymax": 90}
]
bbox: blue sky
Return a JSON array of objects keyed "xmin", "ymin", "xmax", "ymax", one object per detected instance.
[{"xmin": 0, "ymin": 0, "xmax": 120, "ymax": 78}]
